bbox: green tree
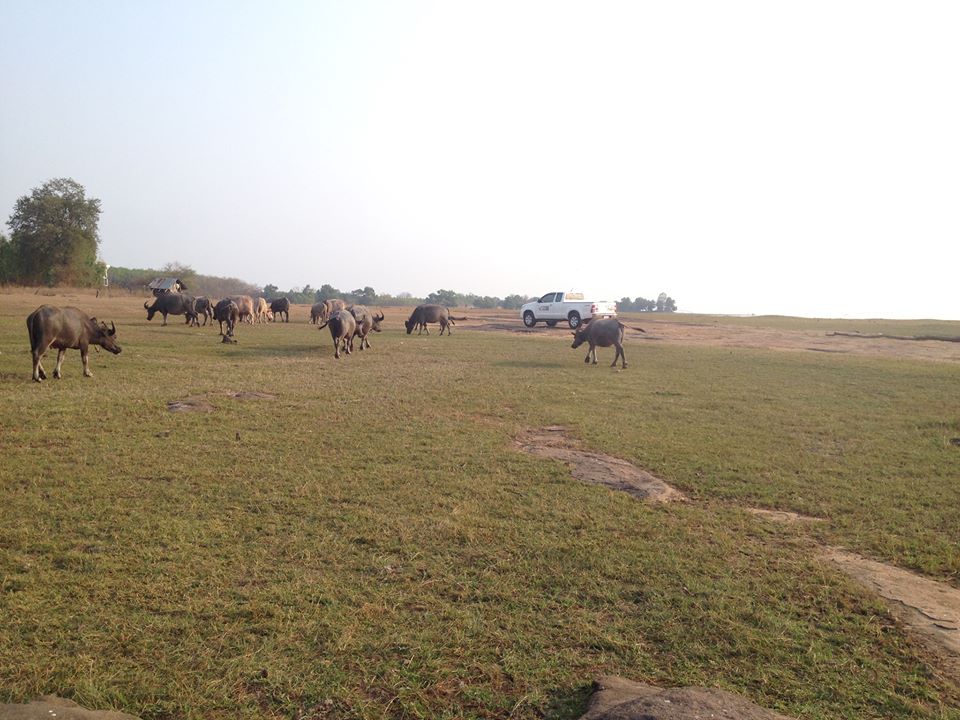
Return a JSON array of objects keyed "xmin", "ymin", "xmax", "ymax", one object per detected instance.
[
  {"xmin": 6, "ymin": 178, "xmax": 103, "ymax": 286},
  {"xmin": 350, "ymin": 286, "xmax": 378, "ymax": 305},
  {"xmin": 262, "ymin": 284, "xmax": 279, "ymax": 299},
  {"xmin": 0, "ymin": 233, "xmax": 14, "ymax": 283},
  {"xmin": 314, "ymin": 284, "xmax": 340, "ymax": 302},
  {"xmin": 426, "ymin": 288, "xmax": 461, "ymax": 306}
]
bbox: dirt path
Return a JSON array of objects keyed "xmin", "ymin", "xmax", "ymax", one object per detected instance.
[
  {"xmin": 514, "ymin": 427, "xmax": 686, "ymax": 503},
  {"xmin": 517, "ymin": 426, "xmax": 960, "ymax": 679}
]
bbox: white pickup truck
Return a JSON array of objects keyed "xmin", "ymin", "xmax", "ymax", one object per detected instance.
[{"xmin": 520, "ymin": 292, "xmax": 618, "ymax": 329}]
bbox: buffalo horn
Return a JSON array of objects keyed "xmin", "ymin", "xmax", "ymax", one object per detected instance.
[
  {"xmin": 110, "ymin": 321, "xmax": 116, "ymax": 335},
  {"xmin": 143, "ymin": 301, "xmax": 150, "ymax": 309}
]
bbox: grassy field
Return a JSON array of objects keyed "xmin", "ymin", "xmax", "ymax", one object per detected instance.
[{"xmin": 1, "ymin": 290, "xmax": 959, "ymax": 719}]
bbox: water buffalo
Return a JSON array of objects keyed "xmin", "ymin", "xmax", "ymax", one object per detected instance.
[
  {"xmin": 228, "ymin": 295, "xmax": 255, "ymax": 324},
  {"xmin": 571, "ymin": 318, "xmax": 643, "ymax": 368},
  {"xmin": 270, "ymin": 297, "xmax": 290, "ymax": 322},
  {"xmin": 405, "ymin": 304, "xmax": 454, "ymax": 335},
  {"xmin": 310, "ymin": 298, "xmax": 345, "ymax": 325},
  {"xmin": 193, "ymin": 296, "xmax": 214, "ymax": 326},
  {"xmin": 26, "ymin": 305, "xmax": 121, "ymax": 382},
  {"xmin": 318, "ymin": 309, "xmax": 356, "ymax": 359},
  {"xmin": 144, "ymin": 293, "xmax": 198, "ymax": 326},
  {"xmin": 254, "ymin": 297, "xmax": 270, "ymax": 323},
  {"xmin": 349, "ymin": 306, "xmax": 384, "ymax": 350},
  {"xmin": 214, "ymin": 298, "xmax": 240, "ymax": 338}
]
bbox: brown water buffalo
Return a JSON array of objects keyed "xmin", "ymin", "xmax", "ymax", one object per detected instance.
[
  {"xmin": 26, "ymin": 305, "xmax": 121, "ymax": 382},
  {"xmin": 193, "ymin": 296, "xmax": 214, "ymax": 326},
  {"xmin": 144, "ymin": 293, "xmax": 198, "ymax": 326},
  {"xmin": 270, "ymin": 297, "xmax": 290, "ymax": 322},
  {"xmin": 349, "ymin": 306, "xmax": 384, "ymax": 350},
  {"xmin": 228, "ymin": 295, "xmax": 255, "ymax": 324},
  {"xmin": 405, "ymin": 304, "xmax": 454, "ymax": 335},
  {"xmin": 318, "ymin": 309, "xmax": 356, "ymax": 359},
  {"xmin": 214, "ymin": 299, "xmax": 240, "ymax": 338},
  {"xmin": 310, "ymin": 298, "xmax": 346, "ymax": 325},
  {"xmin": 571, "ymin": 318, "xmax": 643, "ymax": 368}
]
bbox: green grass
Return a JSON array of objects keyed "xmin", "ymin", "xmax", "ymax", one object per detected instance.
[{"xmin": 1, "ymin": 295, "xmax": 959, "ymax": 719}]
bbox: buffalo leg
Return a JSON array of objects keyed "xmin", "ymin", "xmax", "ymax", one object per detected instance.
[
  {"xmin": 161, "ymin": 313, "xmax": 168, "ymax": 327},
  {"xmin": 81, "ymin": 344, "xmax": 94, "ymax": 377},
  {"xmin": 613, "ymin": 342, "xmax": 627, "ymax": 369},
  {"xmin": 53, "ymin": 348, "xmax": 67, "ymax": 378},
  {"xmin": 32, "ymin": 344, "xmax": 50, "ymax": 381}
]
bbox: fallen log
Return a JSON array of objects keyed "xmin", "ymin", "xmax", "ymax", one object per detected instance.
[{"xmin": 827, "ymin": 332, "xmax": 960, "ymax": 343}]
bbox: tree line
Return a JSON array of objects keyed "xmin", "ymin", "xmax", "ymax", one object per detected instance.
[{"xmin": 2, "ymin": 178, "xmax": 677, "ymax": 312}]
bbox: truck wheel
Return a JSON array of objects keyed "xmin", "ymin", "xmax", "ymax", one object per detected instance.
[
  {"xmin": 568, "ymin": 311, "xmax": 582, "ymax": 329},
  {"xmin": 523, "ymin": 311, "xmax": 537, "ymax": 328},
  {"xmin": 546, "ymin": 320, "xmax": 558, "ymax": 327}
]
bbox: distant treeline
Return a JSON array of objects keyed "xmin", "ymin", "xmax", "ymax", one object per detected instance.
[
  {"xmin": 262, "ymin": 284, "xmax": 533, "ymax": 309},
  {"xmin": 107, "ymin": 264, "xmax": 260, "ymax": 298},
  {"xmin": 95, "ymin": 265, "xmax": 681, "ymax": 313},
  {"xmin": 619, "ymin": 293, "xmax": 677, "ymax": 312}
]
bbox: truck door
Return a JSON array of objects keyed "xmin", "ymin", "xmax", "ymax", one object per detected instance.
[{"xmin": 537, "ymin": 292, "xmax": 559, "ymax": 318}]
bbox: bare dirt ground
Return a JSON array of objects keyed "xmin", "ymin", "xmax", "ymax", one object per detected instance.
[
  {"xmin": 458, "ymin": 310, "xmax": 960, "ymax": 363},
  {"xmin": 518, "ymin": 426, "xmax": 960, "ymax": 682}
]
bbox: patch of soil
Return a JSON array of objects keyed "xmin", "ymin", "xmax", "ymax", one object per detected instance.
[
  {"xmin": 823, "ymin": 548, "xmax": 960, "ymax": 676},
  {"xmin": 0, "ymin": 695, "xmax": 142, "ymax": 719},
  {"xmin": 515, "ymin": 427, "xmax": 686, "ymax": 503},
  {"xmin": 227, "ymin": 391, "xmax": 277, "ymax": 400},
  {"xmin": 746, "ymin": 508, "xmax": 824, "ymax": 524},
  {"xmin": 580, "ymin": 675, "xmax": 795, "ymax": 719},
  {"xmin": 167, "ymin": 397, "xmax": 215, "ymax": 413}
]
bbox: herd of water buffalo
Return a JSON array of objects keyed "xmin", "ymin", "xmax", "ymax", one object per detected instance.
[{"xmin": 25, "ymin": 293, "xmax": 635, "ymax": 382}]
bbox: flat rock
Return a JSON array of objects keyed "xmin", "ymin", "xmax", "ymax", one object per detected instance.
[
  {"xmin": 0, "ymin": 696, "xmax": 141, "ymax": 720},
  {"xmin": 580, "ymin": 676, "xmax": 795, "ymax": 720}
]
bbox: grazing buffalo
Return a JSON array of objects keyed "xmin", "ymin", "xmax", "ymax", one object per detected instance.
[
  {"xmin": 228, "ymin": 295, "xmax": 255, "ymax": 324},
  {"xmin": 349, "ymin": 306, "xmax": 384, "ymax": 350},
  {"xmin": 144, "ymin": 293, "xmax": 198, "ymax": 326},
  {"xmin": 270, "ymin": 297, "xmax": 290, "ymax": 322},
  {"xmin": 309, "ymin": 302, "xmax": 324, "ymax": 324},
  {"xmin": 193, "ymin": 296, "xmax": 214, "ymax": 326},
  {"xmin": 405, "ymin": 304, "xmax": 454, "ymax": 335},
  {"xmin": 26, "ymin": 305, "xmax": 121, "ymax": 382},
  {"xmin": 254, "ymin": 297, "xmax": 270, "ymax": 323},
  {"xmin": 318, "ymin": 309, "xmax": 356, "ymax": 359},
  {"xmin": 571, "ymin": 318, "xmax": 643, "ymax": 368},
  {"xmin": 214, "ymin": 299, "xmax": 240, "ymax": 338}
]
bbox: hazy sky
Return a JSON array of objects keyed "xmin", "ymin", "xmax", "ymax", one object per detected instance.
[{"xmin": 2, "ymin": 1, "xmax": 958, "ymax": 318}]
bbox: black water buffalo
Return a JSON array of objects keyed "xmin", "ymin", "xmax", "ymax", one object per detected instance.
[
  {"xmin": 193, "ymin": 296, "xmax": 214, "ymax": 326},
  {"xmin": 571, "ymin": 318, "xmax": 643, "ymax": 368},
  {"xmin": 349, "ymin": 306, "xmax": 384, "ymax": 350},
  {"xmin": 404, "ymin": 304, "xmax": 454, "ymax": 335},
  {"xmin": 26, "ymin": 305, "xmax": 121, "ymax": 382},
  {"xmin": 214, "ymin": 299, "xmax": 240, "ymax": 338},
  {"xmin": 318, "ymin": 309, "xmax": 356, "ymax": 359},
  {"xmin": 270, "ymin": 297, "xmax": 290, "ymax": 322},
  {"xmin": 309, "ymin": 302, "xmax": 324, "ymax": 324},
  {"xmin": 144, "ymin": 293, "xmax": 198, "ymax": 326}
]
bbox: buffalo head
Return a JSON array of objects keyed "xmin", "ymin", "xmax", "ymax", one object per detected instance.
[{"xmin": 96, "ymin": 320, "xmax": 122, "ymax": 354}]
